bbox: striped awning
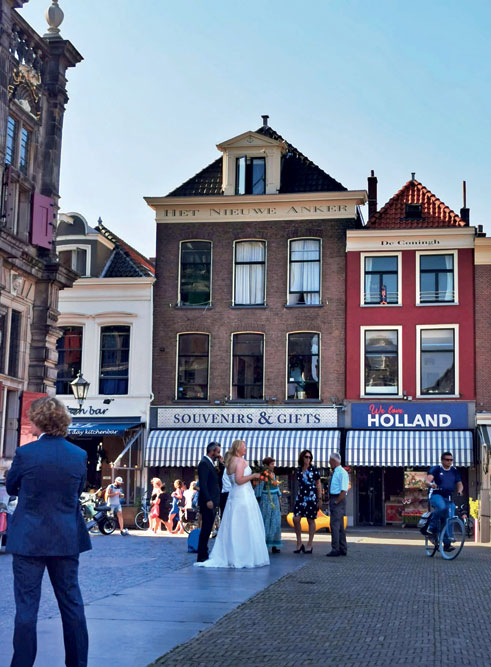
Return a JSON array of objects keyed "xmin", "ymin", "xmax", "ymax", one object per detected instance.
[
  {"xmin": 145, "ymin": 429, "xmax": 341, "ymax": 467},
  {"xmin": 346, "ymin": 430, "xmax": 474, "ymax": 467}
]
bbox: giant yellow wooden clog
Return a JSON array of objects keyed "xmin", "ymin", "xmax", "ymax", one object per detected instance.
[{"xmin": 286, "ymin": 510, "xmax": 348, "ymax": 532}]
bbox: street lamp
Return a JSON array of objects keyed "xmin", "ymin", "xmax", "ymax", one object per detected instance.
[{"xmin": 70, "ymin": 372, "xmax": 90, "ymax": 412}]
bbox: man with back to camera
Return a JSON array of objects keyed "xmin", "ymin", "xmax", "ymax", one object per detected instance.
[
  {"xmin": 6, "ymin": 396, "xmax": 91, "ymax": 667},
  {"xmin": 106, "ymin": 476, "xmax": 129, "ymax": 535},
  {"xmin": 197, "ymin": 441, "xmax": 221, "ymax": 562},
  {"xmin": 426, "ymin": 451, "xmax": 463, "ymax": 552}
]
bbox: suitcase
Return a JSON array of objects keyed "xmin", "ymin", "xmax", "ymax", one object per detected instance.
[{"xmin": 187, "ymin": 527, "xmax": 200, "ymax": 553}]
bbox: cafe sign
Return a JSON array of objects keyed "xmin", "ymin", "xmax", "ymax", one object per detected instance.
[
  {"xmin": 351, "ymin": 402, "xmax": 469, "ymax": 429},
  {"xmin": 156, "ymin": 406, "xmax": 338, "ymax": 429}
]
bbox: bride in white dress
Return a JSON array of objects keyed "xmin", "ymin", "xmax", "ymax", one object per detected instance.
[{"xmin": 195, "ymin": 439, "xmax": 270, "ymax": 569}]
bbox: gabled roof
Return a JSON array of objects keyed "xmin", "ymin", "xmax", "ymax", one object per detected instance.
[
  {"xmin": 367, "ymin": 179, "xmax": 466, "ymax": 228},
  {"xmin": 96, "ymin": 222, "xmax": 155, "ymax": 278},
  {"xmin": 166, "ymin": 124, "xmax": 346, "ymax": 197}
]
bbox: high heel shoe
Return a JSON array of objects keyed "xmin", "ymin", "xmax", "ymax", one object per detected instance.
[{"xmin": 293, "ymin": 545, "xmax": 305, "ymax": 554}]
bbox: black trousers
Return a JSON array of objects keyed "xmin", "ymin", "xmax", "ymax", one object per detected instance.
[
  {"xmin": 11, "ymin": 554, "xmax": 88, "ymax": 667},
  {"xmin": 329, "ymin": 497, "xmax": 347, "ymax": 554},
  {"xmin": 197, "ymin": 505, "xmax": 215, "ymax": 561}
]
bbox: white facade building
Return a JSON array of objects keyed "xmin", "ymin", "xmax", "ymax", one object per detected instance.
[{"xmin": 55, "ymin": 213, "xmax": 154, "ymax": 506}]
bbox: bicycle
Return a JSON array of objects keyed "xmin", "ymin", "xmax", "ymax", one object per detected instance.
[
  {"xmin": 134, "ymin": 493, "xmax": 151, "ymax": 531},
  {"xmin": 456, "ymin": 503, "xmax": 474, "ymax": 539},
  {"xmin": 179, "ymin": 506, "xmax": 200, "ymax": 534},
  {"xmin": 424, "ymin": 501, "xmax": 465, "ymax": 560}
]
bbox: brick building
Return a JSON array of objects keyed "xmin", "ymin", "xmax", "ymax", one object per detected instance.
[
  {"xmin": 344, "ymin": 174, "xmax": 477, "ymax": 526},
  {"xmin": 0, "ymin": 1, "xmax": 81, "ymax": 474},
  {"xmin": 145, "ymin": 117, "xmax": 366, "ymax": 497}
]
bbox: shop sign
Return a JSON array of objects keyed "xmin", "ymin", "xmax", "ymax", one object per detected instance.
[
  {"xmin": 351, "ymin": 402, "xmax": 469, "ymax": 429},
  {"xmin": 156, "ymin": 406, "xmax": 338, "ymax": 429}
]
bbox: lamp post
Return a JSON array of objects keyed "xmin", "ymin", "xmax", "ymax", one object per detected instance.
[{"xmin": 70, "ymin": 372, "xmax": 90, "ymax": 413}]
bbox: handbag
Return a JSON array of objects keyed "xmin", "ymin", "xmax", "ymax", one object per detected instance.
[{"xmin": 0, "ymin": 512, "xmax": 7, "ymax": 533}]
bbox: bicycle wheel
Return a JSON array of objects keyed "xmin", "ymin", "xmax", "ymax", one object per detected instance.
[
  {"xmin": 135, "ymin": 511, "xmax": 148, "ymax": 531},
  {"xmin": 439, "ymin": 517, "xmax": 465, "ymax": 560},
  {"xmin": 425, "ymin": 533, "xmax": 438, "ymax": 557}
]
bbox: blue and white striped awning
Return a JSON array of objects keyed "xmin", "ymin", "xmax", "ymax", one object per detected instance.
[
  {"xmin": 145, "ymin": 429, "xmax": 341, "ymax": 467},
  {"xmin": 346, "ymin": 430, "xmax": 474, "ymax": 467}
]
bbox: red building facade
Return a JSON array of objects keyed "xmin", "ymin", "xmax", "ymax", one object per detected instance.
[{"xmin": 345, "ymin": 177, "xmax": 477, "ymax": 527}]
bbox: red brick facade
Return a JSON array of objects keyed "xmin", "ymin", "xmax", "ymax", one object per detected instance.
[
  {"xmin": 153, "ymin": 218, "xmax": 357, "ymax": 405},
  {"xmin": 475, "ymin": 264, "xmax": 491, "ymax": 411}
]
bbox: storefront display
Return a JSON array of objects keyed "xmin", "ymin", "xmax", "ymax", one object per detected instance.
[{"xmin": 402, "ymin": 470, "xmax": 428, "ymax": 526}]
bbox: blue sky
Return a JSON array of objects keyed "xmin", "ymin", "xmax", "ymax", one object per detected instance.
[{"xmin": 21, "ymin": 0, "xmax": 491, "ymax": 256}]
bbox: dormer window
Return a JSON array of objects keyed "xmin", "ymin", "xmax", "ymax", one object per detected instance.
[
  {"xmin": 59, "ymin": 246, "xmax": 89, "ymax": 276},
  {"xmin": 405, "ymin": 203, "xmax": 422, "ymax": 219},
  {"xmin": 235, "ymin": 157, "xmax": 266, "ymax": 195}
]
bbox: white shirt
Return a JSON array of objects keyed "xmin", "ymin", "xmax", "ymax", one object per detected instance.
[{"xmin": 222, "ymin": 469, "xmax": 232, "ymax": 493}]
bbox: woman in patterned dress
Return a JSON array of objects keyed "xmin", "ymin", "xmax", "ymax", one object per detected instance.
[
  {"xmin": 292, "ymin": 449, "xmax": 322, "ymax": 554},
  {"xmin": 255, "ymin": 457, "xmax": 283, "ymax": 554}
]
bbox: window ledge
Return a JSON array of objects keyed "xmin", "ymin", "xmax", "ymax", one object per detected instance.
[
  {"xmin": 360, "ymin": 304, "xmax": 402, "ymax": 308},
  {"xmin": 285, "ymin": 399, "xmax": 322, "ymax": 403},
  {"xmin": 361, "ymin": 395, "xmax": 403, "ymax": 400},
  {"xmin": 175, "ymin": 305, "xmax": 213, "ymax": 309},
  {"xmin": 230, "ymin": 305, "xmax": 268, "ymax": 309},
  {"xmin": 172, "ymin": 399, "xmax": 211, "ymax": 404},
  {"xmin": 416, "ymin": 302, "xmax": 458, "ymax": 307},
  {"xmin": 416, "ymin": 395, "xmax": 460, "ymax": 400},
  {"xmin": 284, "ymin": 304, "xmax": 323, "ymax": 309},
  {"xmin": 226, "ymin": 400, "xmax": 267, "ymax": 404}
]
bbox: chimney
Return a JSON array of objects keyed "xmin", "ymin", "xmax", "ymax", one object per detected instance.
[
  {"xmin": 367, "ymin": 170, "xmax": 378, "ymax": 219},
  {"xmin": 460, "ymin": 180, "xmax": 470, "ymax": 225},
  {"xmin": 261, "ymin": 114, "xmax": 269, "ymax": 128}
]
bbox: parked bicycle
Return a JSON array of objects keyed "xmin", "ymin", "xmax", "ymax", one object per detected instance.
[
  {"xmin": 179, "ymin": 506, "xmax": 200, "ymax": 534},
  {"xmin": 134, "ymin": 492, "xmax": 151, "ymax": 531},
  {"xmin": 422, "ymin": 503, "xmax": 465, "ymax": 560},
  {"xmin": 457, "ymin": 503, "xmax": 475, "ymax": 539}
]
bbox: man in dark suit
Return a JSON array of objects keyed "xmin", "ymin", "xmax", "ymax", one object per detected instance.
[
  {"xmin": 6, "ymin": 396, "xmax": 91, "ymax": 667},
  {"xmin": 197, "ymin": 441, "xmax": 221, "ymax": 562}
]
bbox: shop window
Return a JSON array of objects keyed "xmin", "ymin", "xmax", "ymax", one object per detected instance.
[
  {"xmin": 0, "ymin": 312, "xmax": 6, "ymax": 373},
  {"xmin": 363, "ymin": 255, "xmax": 399, "ymax": 305},
  {"xmin": 234, "ymin": 241, "xmax": 265, "ymax": 305},
  {"xmin": 287, "ymin": 332, "xmax": 320, "ymax": 400},
  {"xmin": 19, "ymin": 127, "xmax": 31, "ymax": 175},
  {"xmin": 364, "ymin": 329, "xmax": 399, "ymax": 395},
  {"xmin": 288, "ymin": 238, "xmax": 321, "ymax": 305},
  {"xmin": 7, "ymin": 310, "xmax": 22, "ymax": 378},
  {"xmin": 56, "ymin": 326, "xmax": 83, "ymax": 395},
  {"xmin": 419, "ymin": 328, "xmax": 456, "ymax": 395},
  {"xmin": 231, "ymin": 333, "xmax": 264, "ymax": 400},
  {"xmin": 99, "ymin": 325, "xmax": 130, "ymax": 395},
  {"xmin": 5, "ymin": 116, "xmax": 17, "ymax": 165},
  {"xmin": 235, "ymin": 157, "xmax": 265, "ymax": 195},
  {"xmin": 419, "ymin": 253, "xmax": 455, "ymax": 303},
  {"xmin": 177, "ymin": 333, "xmax": 209, "ymax": 400},
  {"xmin": 179, "ymin": 241, "xmax": 211, "ymax": 306},
  {"xmin": 59, "ymin": 247, "xmax": 89, "ymax": 276}
]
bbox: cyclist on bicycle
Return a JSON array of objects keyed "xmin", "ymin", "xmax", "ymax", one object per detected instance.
[{"xmin": 426, "ymin": 451, "xmax": 463, "ymax": 552}]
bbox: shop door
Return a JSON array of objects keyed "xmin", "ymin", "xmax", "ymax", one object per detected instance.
[
  {"xmin": 4, "ymin": 390, "xmax": 19, "ymax": 458},
  {"xmin": 357, "ymin": 467, "xmax": 383, "ymax": 525}
]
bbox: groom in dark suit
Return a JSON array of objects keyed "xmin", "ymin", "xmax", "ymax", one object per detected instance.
[
  {"xmin": 197, "ymin": 441, "xmax": 221, "ymax": 562},
  {"xmin": 6, "ymin": 397, "xmax": 91, "ymax": 667}
]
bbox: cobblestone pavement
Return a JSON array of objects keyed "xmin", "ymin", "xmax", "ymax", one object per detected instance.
[
  {"xmin": 153, "ymin": 539, "xmax": 491, "ymax": 667},
  {"xmin": 0, "ymin": 530, "xmax": 194, "ymax": 632}
]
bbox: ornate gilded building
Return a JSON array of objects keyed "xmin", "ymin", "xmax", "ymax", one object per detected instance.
[{"xmin": 0, "ymin": 0, "xmax": 81, "ymax": 473}]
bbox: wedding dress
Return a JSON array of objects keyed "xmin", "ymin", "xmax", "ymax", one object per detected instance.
[{"xmin": 195, "ymin": 464, "xmax": 270, "ymax": 569}]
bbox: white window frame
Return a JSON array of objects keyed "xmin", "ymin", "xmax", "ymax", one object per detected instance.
[
  {"xmin": 416, "ymin": 324, "xmax": 459, "ymax": 398},
  {"xmin": 177, "ymin": 239, "xmax": 213, "ymax": 307},
  {"xmin": 232, "ymin": 239, "xmax": 267, "ymax": 306},
  {"xmin": 360, "ymin": 251, "xmax": 402, "ymax": 307},
  {"xmin": 286, "ymin": 237, "xmax": 322, "ymax": 306},
  {"xmin": 416, "ymin": 249, "xmax": 458, "ymax": 306},
  {"xmin": 360, "ymin": 325, "xmax": 403, "ymax": 398},
  {"xmin": 58, "ymin": 244, "xmax": 91, "ymax": 277},
  {"xmin": 285, "ymin": 331, "xmax": 321, "ymax": 401},
  {"xmin": 97, "ymin": 322, "xmax": 132, "ymax": 397},
  {"xmin": 175, "ymin": 332, "xmax": 211, "ymax": 401},
  {"xmin": 55, "ymin": 324, "xmax": 85, "ymax": 395},
  {"xmin": 230, "ymin": 331, "xmax": 265, "ymax": 401}
]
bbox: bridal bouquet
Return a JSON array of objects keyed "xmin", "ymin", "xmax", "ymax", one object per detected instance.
[{"xmin": 259, "ymin": 469, "xmax": 280, "ymax": 487}]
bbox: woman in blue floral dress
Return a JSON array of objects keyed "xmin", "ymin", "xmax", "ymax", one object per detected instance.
[
  {"xmin": 292, "ymin": 449, "xmax": 322, "ymax": 554},
  {"xmin": 255, "ymin": 457, "xmax": 282, "ymax": 554}
]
